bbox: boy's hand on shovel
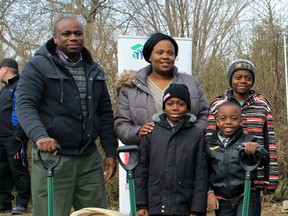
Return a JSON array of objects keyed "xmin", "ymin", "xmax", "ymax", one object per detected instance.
[{"xmin": 242, "ymin": 142, "xmax": 258, "ymax": 155}]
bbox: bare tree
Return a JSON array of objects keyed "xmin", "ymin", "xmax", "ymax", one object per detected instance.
[
  {"xmin": 1, "ymin": 0, "xmax": 288, "ymax": 207},
  {"xmin": 0, "ymin": 0, "xmax": 53, "ymax": 65},
  {"xmin": 248, "ymin": 0, "xmax": 288, "ymax": 200}
]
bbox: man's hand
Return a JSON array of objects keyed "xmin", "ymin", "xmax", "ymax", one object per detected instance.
[
  {"xmin": 36, "ymin": 137, "xmax": 58, "ymax": 155},
  {"xmin": 207, "ymin": 192, "xmax": 219, "ymax": 210},
  {"xmin": 103, "ymin": 157, "xmax": 117, "ymax": 181}
]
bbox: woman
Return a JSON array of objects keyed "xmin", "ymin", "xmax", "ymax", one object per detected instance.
[{"xmin": 114, "ymin": 32, "xmax": 208, "ymax": 145}]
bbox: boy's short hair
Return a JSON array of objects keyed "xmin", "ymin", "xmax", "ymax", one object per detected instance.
[
  {"xmin": 216, "ymin": 101, "xmax": 242, "ymax": 118},
  {"xmin": 162, "ymin": 84, "xmax": 191, "ymax": 110},
  {"xmin": 227, "ymin": 59, "xmax": 255, "ymax": 87}
]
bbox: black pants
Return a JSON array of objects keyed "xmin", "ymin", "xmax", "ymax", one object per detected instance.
[
  {"xmin": 215, "ymin": 191, "xmax": 256, "ymax": 216},
  {"xmin": 0, "ymin": 136, "xmax": 31, "ymax": 208},
  {"xmin": 255, "ymin": 189, "xmax": 261, "ymax": 216}
]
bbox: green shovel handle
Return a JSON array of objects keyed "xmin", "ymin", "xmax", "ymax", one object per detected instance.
[
  {"xmin": 117, "ymin": 145, "xmax": 140, "ymax": 173},
  {"xmin": 37, "ymin": 144, "xmax": 62, "ymax": 176}
]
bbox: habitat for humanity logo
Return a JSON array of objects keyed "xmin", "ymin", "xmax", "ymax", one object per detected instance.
[{"xmin": 131, "ymin": 44, "xmax": 144, "ymax": 60}]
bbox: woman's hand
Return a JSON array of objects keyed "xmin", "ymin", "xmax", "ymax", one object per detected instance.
[{"xmin": 138, "ymin": 122, "xmax": 155, "ymax": 140}]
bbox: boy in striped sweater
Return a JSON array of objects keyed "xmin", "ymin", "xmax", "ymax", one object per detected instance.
[{"xmin": 206, "ymin": 59, "xmax": 278, "ymax": 216}]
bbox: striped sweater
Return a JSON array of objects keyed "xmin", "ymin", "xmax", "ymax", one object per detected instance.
[{"xmin": 206, "ymin": 89, "xmax": 278, "ymax": 193}]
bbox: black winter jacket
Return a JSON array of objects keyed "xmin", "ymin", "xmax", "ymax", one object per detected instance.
[
  {"xmin": 0, "ymin": 76, "xmax": 27, "ymax": 140},
  {"xmin": 16, "ymin": 38, "xmax": 117, "ymax": 156},
  {"xmin": 205, "ymin": 128, "xmax": 269, "ymax": 198},
  {"xmin": 135, "ymin": 113, "xmax": 208, "ymax": 215}
]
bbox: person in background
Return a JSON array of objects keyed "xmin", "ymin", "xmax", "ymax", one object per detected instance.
[
  {"xmin": 135, "ymin": 84, "xmax": 207, "ymax": 216},
  {"xmin": 114, "ymin": 32, "xmax": 208, "ymax": 145},
  {"xmin": 206, "ymin": 102, "xmax": 270, "ymax": 216},
  {"xmin": 0, "ymin": 58, "xmax": 30, "ymax": 215},
  {"xmin": 206, "ymin": 59, "xmax": 278, "ymax": 216},
  {"xmin": 16, "ymin": 17, "xmax": 117, "ymax": 216}
]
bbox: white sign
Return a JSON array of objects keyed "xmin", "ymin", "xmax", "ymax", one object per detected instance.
[
  {"xmin": 117, "ymin": 35, "xmax": 192, "ymax": 214},
  {"xmin": 118, "ymin": 35, "xmax": 192, "ymax": 74}
]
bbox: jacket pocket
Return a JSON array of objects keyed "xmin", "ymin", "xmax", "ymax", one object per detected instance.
[
  {"xmin": 176, "ymin": 177, "xmax": 194, "ymax": 208},
  {"xmin": 148, "ymin": 176, "xmax": 161, "ymax": 207},
  {"xmin": 130, "ymin": 107, "xmax": 149, "ymax": 125},
  {"xmin": 231, "ymin": 144, "xmax": 242, "ymax": 159},
  {"xmin": 46, "ymin": 74, "xmax": 70, "ymax": 101}
]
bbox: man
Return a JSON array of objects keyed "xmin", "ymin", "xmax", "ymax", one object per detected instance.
[
  {"xmin": 16, "ymin": 17, "xmax": 118, "ymax": 216},
  {"xmin": 0, "ymin": 58, "xmax": 30, "ymax": 214}
]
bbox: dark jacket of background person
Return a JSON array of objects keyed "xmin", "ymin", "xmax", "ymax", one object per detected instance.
[
  {"xmin": 206, "ymin": 128, "xmax": 270, "ymax": 199},
  {"xmin": 0, "ymin": 76, "xmax": 27, "ymax": 140},
  {"xmin": 0, "ymin": 58, "xmax": 30, "ymax": 213},
  {"xmin": 16, "ymin": 38, "xmax": 117, "ymax": 157},
  {"xmin": 135, "ymin": 112, "xmax": 208, "ymax": 215},
  {"xmin": 114, "ymin": 65, "xmax": 208, "ymax": 145}
]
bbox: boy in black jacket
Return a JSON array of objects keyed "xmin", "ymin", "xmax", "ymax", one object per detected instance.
[
  {"xmin": 135, "ymin": 84, "xmax": 208, "ymax": 216},
  {"xmin": 205, "ymin": 102, "xmax": 269, "ymax": 216}
]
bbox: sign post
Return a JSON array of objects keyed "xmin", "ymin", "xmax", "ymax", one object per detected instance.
[{"xmin": 283, "ymin": 31, "xmax": 288, "ymax": 122}]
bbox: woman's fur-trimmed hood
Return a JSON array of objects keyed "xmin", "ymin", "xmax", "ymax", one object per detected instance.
[{"xmin": 115, "ymin": 70, "xmax": 137, "ymax": 95}]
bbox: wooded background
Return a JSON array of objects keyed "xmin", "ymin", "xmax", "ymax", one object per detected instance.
[{"xmin": 1, "ymin": 0, "xmax": 288, "ymax": 210}]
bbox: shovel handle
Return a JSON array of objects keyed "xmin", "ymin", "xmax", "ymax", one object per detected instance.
[
  {"xmin": 37, "ymin": 144, "xmax": 62, "ymax": 172},
  {"xmin": 37, "ymin": 145, "xmax": 61, "ymax": 216},
  {"xmin": 117, "ymin": 145, "xmax": 139, "ymax": 216},
  {"xmin": 117, "ymin": 145, "xmax": 140, "ymax": 172},
  {"xmin": 239, "ymin": 147, "xmax": 262, "ymax": 172}
]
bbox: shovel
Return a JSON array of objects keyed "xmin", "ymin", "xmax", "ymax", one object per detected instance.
[
  {"xmin": 117, "ymin": 145, "xmax": 140, "ymax": 216},
  {"xmin": 239, "ymin": 147, "xmax": 262, "ymax": 216},
  {"xmin": 37, "ymin": 145, "xmax": 61, "ymax": 216}
]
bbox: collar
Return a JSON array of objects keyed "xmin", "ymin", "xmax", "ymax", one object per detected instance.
[
  {"xmin": 2, "ymin": 75, "xmax": 19, "ymax": 85},
  {"xmin": 217, "ymin": 131, "xmax": 230, "ymax": 143},
  {"xmin": 226, "ymin": 89, "xmax": 255, "ymax": 103},
  {"xmin": 56, "ymin": 48, "xmax": 82, "ymax": 65},
  {"xmin": 166, "ymin": 117, "xmax": 175, "ymax": 127},
  {"xmin": 135, "ymin": 65, "xmax": 179, "ymax": 84}
]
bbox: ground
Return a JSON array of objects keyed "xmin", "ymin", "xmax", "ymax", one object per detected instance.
[
  {"xmin": 206, "ymin": 202, "xmax": 287, "ymax": 216},
  {"xmin": 0, "ymin": 202, "xmax": 287, "ymax": 216}
]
